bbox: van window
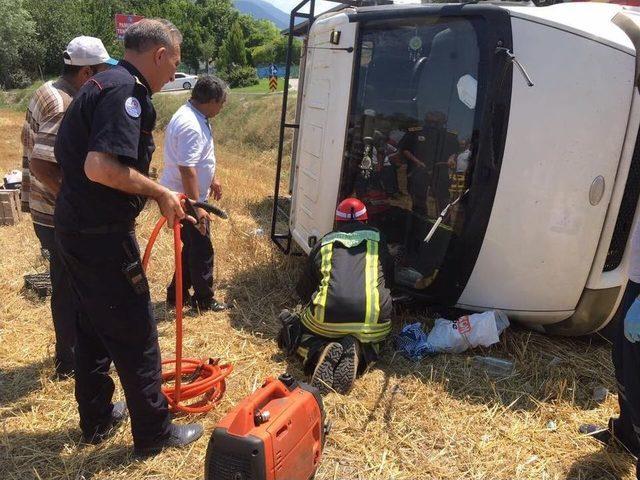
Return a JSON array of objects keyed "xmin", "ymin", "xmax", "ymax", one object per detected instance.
[{"xmin": 340, "ymin": 17, "xmax": 481, "ymax": 294}]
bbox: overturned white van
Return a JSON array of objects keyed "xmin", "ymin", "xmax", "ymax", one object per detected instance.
[{"xmin": 271, "ymin": 1, "xmax": 640, "ymax": 336}]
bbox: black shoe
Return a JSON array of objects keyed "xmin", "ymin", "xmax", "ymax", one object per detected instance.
[
  {"xmin": 334, "ymin": 336, "xmax": 360, "ymax": 395},
  {"xmin": 310, "ymin": 342, "xmax": 343, "ymax": 396},
  {"xmin": 133, "ymin": 423, "xmax": 204, "ymax": 457},
  {"xmin": 81, "ymin": 401, "xmax": 128, "ymax": 445},
  {"xmin": 194, "ymin": 298, "xmax": 233, "ymax": 312},
  {"xmin": 580, "ymin": 421, "xmax": 640, "ymax": 457},
  {"xmin": 166, "ymin": 293, "xmax": 192, "ymax": 309}
]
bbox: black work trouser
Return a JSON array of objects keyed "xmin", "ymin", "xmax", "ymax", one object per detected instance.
[
  {"xmin": 33, "ymin": 223, "xmax": 77, "ymax": 374},
  {"xmin": 612, "ymin": 280, "xmax": 640, "ymax": 477},
  {"xmin": 55, "ymin": 229, "xmax": 170, "ymax": 447},
  {"xmin": 167, "ymin": 219, "xmax": 214, "ymax": 307}
]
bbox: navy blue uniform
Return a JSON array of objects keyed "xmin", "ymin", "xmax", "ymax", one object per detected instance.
[
  {"xmin": 611, "ymin": 280, "xmax": 640, "ymax": 477},
  {"xmin": 54, "ymin": 61, "xmax": 170, "ymax": 448}
]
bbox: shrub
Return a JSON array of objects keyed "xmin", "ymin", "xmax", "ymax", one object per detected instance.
[
  {"xmin": 6, "ymin": 69, "xmax": 33, "ymax": 89},
  {"xmin": 221, "ymin": 65, "xmax": 259, "ymax": 89}
]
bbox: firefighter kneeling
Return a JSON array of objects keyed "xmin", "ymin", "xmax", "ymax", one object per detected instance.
[{"xmin": 278, "ymin": 198, "xmax": 393, "ymax": 395}]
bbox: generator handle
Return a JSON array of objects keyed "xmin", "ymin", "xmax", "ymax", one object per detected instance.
[{"xmin": 227, "ymin": 377, "xmax": 292, "ymax": 436}]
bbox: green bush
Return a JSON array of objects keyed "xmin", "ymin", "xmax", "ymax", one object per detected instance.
[
  {"xmin": 221, "ymin": 66, "xmax": 259, "ymax": 89},
  {"xmin": 7, "ymin": 69, "xmax": 33, "ymax": 89}
]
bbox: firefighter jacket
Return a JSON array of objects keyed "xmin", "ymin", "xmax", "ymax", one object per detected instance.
[{"xmin": 297, "ymin": 222, "xmax": 393, "ymax": 343}]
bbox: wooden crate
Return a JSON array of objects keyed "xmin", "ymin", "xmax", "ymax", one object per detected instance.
[{"xmin": 0, "ymin": 189, "xmax": 22, "ymax": 226}]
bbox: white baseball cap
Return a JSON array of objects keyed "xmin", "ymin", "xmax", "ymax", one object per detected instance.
[{"xmin": 64, "ymin": 36, "xmax": 118, "ymax": 66}]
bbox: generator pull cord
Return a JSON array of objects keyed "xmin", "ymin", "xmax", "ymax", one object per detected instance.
[{"xmin": 142, "ymin": 195, "xmax": 233, "ymax": 414}]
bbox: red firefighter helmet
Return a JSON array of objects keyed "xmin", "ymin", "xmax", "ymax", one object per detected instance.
[{"xmin": 335, "ymin": 198, "xmax": 368, "ymax": 222}]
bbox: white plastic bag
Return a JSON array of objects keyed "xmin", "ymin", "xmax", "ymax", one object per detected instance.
[{"xmin": 426, "ymin": 310, "xmax": 510, "ymax": 354}]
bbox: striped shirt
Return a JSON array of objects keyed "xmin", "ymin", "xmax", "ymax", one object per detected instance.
[{"xmin": 21, "ymin": 78, "xmax": 76, "ymax": 227}]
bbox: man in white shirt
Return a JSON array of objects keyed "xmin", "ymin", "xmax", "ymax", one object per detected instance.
[{"xmin": 160, "ymin": 75, "xmax": 230, "ymax": 312}]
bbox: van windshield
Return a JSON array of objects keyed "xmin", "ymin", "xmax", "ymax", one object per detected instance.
[{"xmin": 340, "ymin": 16, "xmax": 482, "ymax": 295}]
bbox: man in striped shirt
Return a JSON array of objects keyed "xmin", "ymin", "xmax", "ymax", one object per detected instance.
[{"xmin": 21, "ymin": 36, "xmax": 116, "ymax": 378}]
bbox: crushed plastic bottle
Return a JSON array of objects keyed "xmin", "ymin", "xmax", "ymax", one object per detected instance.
[{"xmin": 472, "ymin": 356, "xmax": 515, "ymax": 377}]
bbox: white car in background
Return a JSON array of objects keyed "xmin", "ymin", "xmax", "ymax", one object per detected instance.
[{"xmin": 162, "ymin": 72, "xmax": 198, "ymax": 91}]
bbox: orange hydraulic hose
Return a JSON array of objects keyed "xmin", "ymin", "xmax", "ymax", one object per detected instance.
[{"xmin": 142, "ymin": 205, "xmax": 232, "ymax": 414}]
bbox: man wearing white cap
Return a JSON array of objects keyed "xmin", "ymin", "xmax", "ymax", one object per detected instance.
[{"xmin": 20, "ymin": 36, "xmax": 117, "ymax": 379}]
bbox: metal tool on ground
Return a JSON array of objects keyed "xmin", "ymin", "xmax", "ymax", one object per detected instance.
[
  {"xmin": 142, "ymin": 195, "xmax": 232, "ymax": 414},
  {"xmin": 204, "ymin": 373, "xmax": 328, "ymax": 480}
]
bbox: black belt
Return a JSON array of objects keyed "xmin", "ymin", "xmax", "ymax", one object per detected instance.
[{"xmin": 58, "ymin": 221, "xmax": 135, "ymax": 235}]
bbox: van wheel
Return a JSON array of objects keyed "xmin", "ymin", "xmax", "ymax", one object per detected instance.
[{"xmin": 183, "ymin": 82, "xmax": 192, "ymax": 90}]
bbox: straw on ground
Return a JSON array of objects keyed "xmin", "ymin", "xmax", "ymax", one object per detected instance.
[{"xmin": 0, "ymin": 97, "xmax": 635, "ymax": 479}]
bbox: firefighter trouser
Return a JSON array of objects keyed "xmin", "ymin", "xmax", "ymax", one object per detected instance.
[{"xmin": 612, "ymin": 280, "xmax": 640, "ymax": 478}]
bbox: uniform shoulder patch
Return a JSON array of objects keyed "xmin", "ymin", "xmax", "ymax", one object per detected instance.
[{"xmin": 124, "ymin": 97, "xmax": 141, "ymax": 118}]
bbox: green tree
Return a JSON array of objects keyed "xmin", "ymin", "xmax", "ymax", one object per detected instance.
[
  {"xmin": 251, "ymin": 35, "xmax": 301, "ymax": 66},
  {"xmin": 24, "ymin": 0, "xmax": 87, "ymax": 76},
  {"xmin": 0, "ymin": 0, "xmax": 42, "ymax": 88},
  {"xmin": 0, "ymin": 0, "xmax": 288, "ymax": 86},
  {"xmin": 218, "ymin": 20, "xmax": 248, "ymax": 71},
  {"xmin": 239, "ymin": 15, "xmax": 279, "ymax": 50}
]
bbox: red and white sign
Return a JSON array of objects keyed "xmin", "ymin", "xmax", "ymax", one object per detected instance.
[{"xmin": 115, "ymin": 13, "xmax": 144, "ymax": 40}]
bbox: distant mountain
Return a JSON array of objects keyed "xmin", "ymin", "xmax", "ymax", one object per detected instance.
[{"xmin": 233, "ymin": 0, "xmax": 290, "ymax": 29}]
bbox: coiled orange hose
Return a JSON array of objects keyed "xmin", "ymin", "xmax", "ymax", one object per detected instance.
[{"xmin": 142, "ymin": 209, "xmax": 232, "ymax": 414}]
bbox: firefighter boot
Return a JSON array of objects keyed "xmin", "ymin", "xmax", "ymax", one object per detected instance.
[
  {"xmin": 310, "ymin": 342, "xmax": 343, "ymax": 395},
  {"xmin": 333, "ymin": 336, "xmax": 361, "ymax": 395}
]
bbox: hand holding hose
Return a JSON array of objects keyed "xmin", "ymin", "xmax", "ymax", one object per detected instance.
[{"xmin": 155, "ymin": 188, "xmax": 196, "ymax": 229}]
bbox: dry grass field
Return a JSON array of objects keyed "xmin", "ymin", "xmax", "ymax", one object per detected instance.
[{"xmin": 0, "ymin": 93, "xmax": 637, "ymax": 479}]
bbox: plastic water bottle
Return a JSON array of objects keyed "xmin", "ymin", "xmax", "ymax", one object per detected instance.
[{"xmin": 472, "ymin": 356, "xmax": 515, "ymax": 377}]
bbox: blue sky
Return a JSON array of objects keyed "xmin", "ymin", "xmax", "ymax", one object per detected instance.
[{"xmin": 270, "ymin": 0, "xmax": 336, "ymax": 14}]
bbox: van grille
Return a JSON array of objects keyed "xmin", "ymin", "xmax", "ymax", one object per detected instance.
[{"xmin": 604, "ymin": 130, "xmax": 640, "ymax": 272}]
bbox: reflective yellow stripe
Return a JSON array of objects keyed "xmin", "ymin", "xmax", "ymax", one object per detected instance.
[
  {"xmin": 313, "ymin": 243, "xmax": 334, "ymax": 324},
  {"xmin": 301, "ymin": 307, "xmax": 391, "ymax": 343},
  {"xmin": 365, "ymin": 240, "xmax": 380, "ymax": 325}
]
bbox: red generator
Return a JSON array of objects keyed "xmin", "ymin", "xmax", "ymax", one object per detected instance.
[{"xmin": 205, "ymin": 374, "xmax": 328, "ymax": 480}]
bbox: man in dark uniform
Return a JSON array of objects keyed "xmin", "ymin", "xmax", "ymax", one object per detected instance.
[
  {"xmin": 54, "ymin": 18, "xmax": 202, "ymax": 456},
  {"xmin": 400, "ymin": 111, "xmax": 459, "ymax": 215},
  {"xmin": 583, "ymin": 222, "xmax": 640, "ymax": 478}
]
